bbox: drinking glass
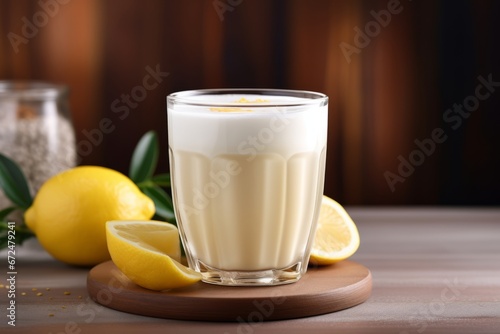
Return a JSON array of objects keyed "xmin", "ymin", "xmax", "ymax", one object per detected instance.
[{"xmin": 167, "ymin": 89, "xmax": 328, "ymax": 286}]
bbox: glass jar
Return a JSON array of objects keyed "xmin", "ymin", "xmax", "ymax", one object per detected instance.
[{"xmin": 0, "ymin": 81, "xmax": 77, "ymax": 208}]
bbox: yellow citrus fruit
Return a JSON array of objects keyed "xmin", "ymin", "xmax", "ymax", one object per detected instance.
[
  {"xmin": 24, "ymin": 166, "xmax": 155, "ymax": 266},
  {"xmin": 106, "ymin": 220, "xmax": 201, "ymax": 290},
  {"xmin": 309, "ymin": 196, "xmax": 360, "ymax": 265}
]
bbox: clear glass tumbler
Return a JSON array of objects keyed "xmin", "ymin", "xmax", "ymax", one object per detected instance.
[
  {"xmin": 167, "ymin": 89, "xmax": 328, "ymax": 286},
  {"xmin": 0, "ymin": 81, "xmax": 76, "ymax": 208}
]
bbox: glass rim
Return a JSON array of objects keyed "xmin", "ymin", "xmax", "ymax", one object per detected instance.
[
  {"xmin": 0, "ymin": 81, "xmax": 68, "ymax": 100},
  {"xmin": 167, "ymin": 88, "xmax": 328, "ymax": 108}
]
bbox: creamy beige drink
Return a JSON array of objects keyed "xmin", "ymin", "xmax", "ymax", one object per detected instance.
[{"xmin": 167, "ymin": 89, "xmax": 328, "ymax": 285}]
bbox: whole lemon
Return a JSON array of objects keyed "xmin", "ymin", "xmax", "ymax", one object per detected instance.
[{"xmin": 24, "ymin": 166, "xmax": 155, "ymax": 266}]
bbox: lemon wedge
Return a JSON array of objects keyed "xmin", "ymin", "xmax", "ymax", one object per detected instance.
[
  {"xmin": 309, "ymin": 196, "xmax": 360, "ymax": 265},
  {"xmin": 106, "ymin": 220, "xmax": 201, "ymax": 290}
]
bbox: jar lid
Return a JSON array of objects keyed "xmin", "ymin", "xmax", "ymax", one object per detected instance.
[{"xmin": 0, "ymin": 81, "xmax": 68, "ymax": 100}]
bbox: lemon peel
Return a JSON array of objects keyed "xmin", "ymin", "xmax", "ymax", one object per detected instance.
[{"xmin": 208, "ymin": 97, "xmax": 269, "ymax": 112}]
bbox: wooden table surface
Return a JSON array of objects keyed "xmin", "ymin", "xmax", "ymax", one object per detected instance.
[{"xmin": 2, "ymin": 207, "xmax": 500, "ymax": 334}]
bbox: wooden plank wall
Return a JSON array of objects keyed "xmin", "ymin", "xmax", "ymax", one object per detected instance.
[{"xmin": 1, "ymin": 0, "xmax": 499, "ymax": 205}]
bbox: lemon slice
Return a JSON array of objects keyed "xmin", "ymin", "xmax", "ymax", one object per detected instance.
[
  {"xmin": 106, "ymin": 220, "xmax": 201, "ymax": 290},
  {"xmin": 309, "ymin": 196, "xmax": 360, "ymax": 265}
]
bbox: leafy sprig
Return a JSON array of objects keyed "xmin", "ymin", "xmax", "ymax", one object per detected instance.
[
  {"xmin": 0, "ymin": 153, "xmax": 35, "ymax": 247},
  {"xmin": 0, "ymin": 130, "xmax": 175, "ymax": 249},
  {"xmin": 129, "ymin": 131, "xmax": 176, "ymax": 223}
]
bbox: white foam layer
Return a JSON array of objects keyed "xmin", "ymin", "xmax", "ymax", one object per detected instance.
[{"xmin": 167, "ymin": 94, "xmax": 328, "ymax": 157}]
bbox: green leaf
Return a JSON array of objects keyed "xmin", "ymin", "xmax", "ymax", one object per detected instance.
[
  {"xmin": 141, "ymin": 185, "xmax": 176, "ymax": 222},
  {"xmin": 0, "ymin": 207, "xmax": 17, "ymax": 221},
  {"xmin": 0, "ymin": 221, "xmax": 35, "ymax": 249},
  {"xmin": 129, "ymin": 131, "xmax": 159, "ymax": 183},
  {"xmin": 0, "ymin": 154, "xmax": 33, "ymax": 209},
  {"xmin": 151, "ymin": 173, "xmax": 170, "ymax": 187}
]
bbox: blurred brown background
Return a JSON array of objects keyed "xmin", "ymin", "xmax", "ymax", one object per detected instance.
[{"xmin": 1, "ymin": 0, "xmax": 499, "ymax": 205}]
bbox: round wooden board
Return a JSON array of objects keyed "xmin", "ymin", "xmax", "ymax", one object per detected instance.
[{"xmin": 87, "ymin": 260, "xmax": 372, "ymax": 322}]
